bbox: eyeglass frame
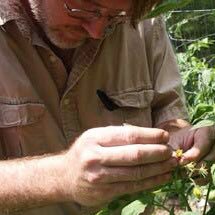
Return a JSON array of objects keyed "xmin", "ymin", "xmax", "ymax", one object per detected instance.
[{"xmin": 64, "ymin": 2, "xmax": 131, "ymax": 37}]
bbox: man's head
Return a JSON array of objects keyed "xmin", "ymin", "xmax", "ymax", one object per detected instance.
[{"xmin": 27, "ymin": 0, "xmax": 161, "ymax": 49}]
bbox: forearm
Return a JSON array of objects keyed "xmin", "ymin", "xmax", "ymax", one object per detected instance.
[{"xmin": 0, "ymin": 153, "xmax": 70, "ymax": 213}]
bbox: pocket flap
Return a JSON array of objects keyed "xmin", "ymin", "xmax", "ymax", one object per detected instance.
[
  {"xmin": 0, "ymin": 103, "xmax": 46, "ymax": 128},
  {"xmin": 107, "ymin": 89, "xmax": 154, "ymax": 108}
]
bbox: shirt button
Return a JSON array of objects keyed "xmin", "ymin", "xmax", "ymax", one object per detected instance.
[
  {"xmin": 49, "ymin": 55, "xmax": 57, "ymax": 63},
  {"xmin": 64, "ymin": 99, "xmax": 70, "ymax": 106}
]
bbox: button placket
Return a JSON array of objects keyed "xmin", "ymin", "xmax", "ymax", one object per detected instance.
[
  {"xmin": 60, "ymin": 93, "xmax": 81, "ymax": 142},
  {"xmin": 36, "ymin": 47, "xmax": 68, "ymax": 95},
  {"xmin": 49, "ymin": 55, "xmax": 57, "ymax": 63},
  {"xmin": 60, "ymin": 39, "xmax": 103, "ymax": 142}
]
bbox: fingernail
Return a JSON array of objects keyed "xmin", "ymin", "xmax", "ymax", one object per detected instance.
[{"xmin": 163, "ymin": 131, "xmax": 169, "ymax": 139}]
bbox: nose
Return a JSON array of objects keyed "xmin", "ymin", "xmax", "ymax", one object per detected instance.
[{"xmin": 82, "ymin": 18, "xmax": 109, "ymax": 39}]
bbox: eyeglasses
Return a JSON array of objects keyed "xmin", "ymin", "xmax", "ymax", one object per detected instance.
[{"xmin": 64, "ymin": 3, "xmax": 131, "ymax": 36}]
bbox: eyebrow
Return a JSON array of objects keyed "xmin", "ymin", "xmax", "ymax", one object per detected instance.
[
  {"xmin": 89, "ymin": 0, "xmax": 105, "ymax": 7},
  {"xmin": 86, "ymin": 0, "xmax": 125, "ymax": 12}
]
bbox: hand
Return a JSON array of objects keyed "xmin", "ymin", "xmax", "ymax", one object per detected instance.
[
  {"xmin": 168, "ymin": 125, "xmax": 215, "ymax": 165},
  {"xmin": 63, "ymin": 126, "xmax": 177, "ymax": 206}
]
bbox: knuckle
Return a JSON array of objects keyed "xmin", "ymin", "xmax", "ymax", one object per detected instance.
[
  {"xmin": 86, "ymin": 172, "xmax": 103, "ymax": 184},
  {"xmin": 85, "ymin": 168, "xmax": 107, "ymax": 184},
  {"xmin": 159, "ymin": 146, "xmax": 172, "ymax": 159},
  {"xmin": 80, "ymin": 150, "xmax": 101, "ymax": 169},
  {"xmin": 134, "ymin": 166, "xmax": 145, "ymax": 180},
  {"xmin": 124, "ymin": 128, "xmax": 138, "ymax": 144},
  {"xmin": 132, "ymin": 148, "xmax": 144, "ymax": 164},
  {"xmin": 81, "ymin": 128, "xmax": 99, "ymax": 142},
  {"xmin": 153, "ymin": 129, "xmax": 169, "ymax": 142}
]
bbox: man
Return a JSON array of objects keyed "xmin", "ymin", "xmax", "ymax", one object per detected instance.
[{"xmin": 0, "ymin": 0, "xmax": 214, "ymax": 215}]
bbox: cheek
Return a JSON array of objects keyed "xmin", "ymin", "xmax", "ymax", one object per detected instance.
[{"xmin": 44, "ymin": 1, "xmax": 66, "ymax": 25}]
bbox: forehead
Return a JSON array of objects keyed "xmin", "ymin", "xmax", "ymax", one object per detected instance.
[{"xmin": 83, "ymin": 0, "xmax": 132, "ymax": 10}]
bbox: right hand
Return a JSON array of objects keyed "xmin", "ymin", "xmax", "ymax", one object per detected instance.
[{"xmin": 63, "ymin": 126, "xmax": 177, "ymax": 206}]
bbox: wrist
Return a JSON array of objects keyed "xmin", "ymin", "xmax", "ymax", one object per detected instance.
[
  {"xmin": 0, "ymin": 152, "xmax": 73, "ymax": 211},
  {"xmin": 39, "ymin": 152, "xmax": 73, "ymax": 203}
]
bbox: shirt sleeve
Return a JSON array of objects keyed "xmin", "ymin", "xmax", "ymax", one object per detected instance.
[{"xmin": 142, "ymin": 16, "xmax": 189, "ymax": 127}]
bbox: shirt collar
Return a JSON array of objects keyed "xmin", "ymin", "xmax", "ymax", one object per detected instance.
[
  {"xmin": 0, "ymin": 0, "xmax": 48, "ymax": 47},
  {"xmin": 0, "ymin": 1, "xmax": 22, "ymax": 25}
]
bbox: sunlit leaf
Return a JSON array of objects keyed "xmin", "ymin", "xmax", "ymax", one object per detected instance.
[
  {"xmin": 181, "ymin": 212, "xmax": 200, "ymax": 215},
  {"xmin": 121, "ymin": 200, "xmax": 147, "ymax": 215},
  {"xmin": 208, "ymin": 190, "xmax": 215, "ymax": 202},
  {"xmin": 191, "ymin": 104, "xmax": 214, "ymax": 123},
  {"xmin": 192, "ymin": 119, "xmax": 215, "ymax": 130},
  {"xmin": 211, "ymin": 164, "xmax": 215, "ymax": 186},
  {"xmin": 146, "ymin": 0, "xmax": 193, "ymax": 19}
]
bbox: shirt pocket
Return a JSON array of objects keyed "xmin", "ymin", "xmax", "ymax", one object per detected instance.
[
  {"xmin": 0, "ymin": 102, "xmax": 45, "ymax": 159},
  {"xmin": 98, "ymin": 89, "xmax": 154, "ymax": 127}
]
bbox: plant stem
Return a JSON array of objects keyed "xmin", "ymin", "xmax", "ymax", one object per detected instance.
[
  {"xmin": 153, "ymin": 202, "xmax": 171, "ymax": 213},
  {"xmin": 173, "ymin": 167, "xmax": 192, "ymax": 211},
  {"xmin": 180, "ymin": 191, "xmax": 192, "ymax": 211},
  {"xmin": 203, "ymin": 182, "xmax": 212, "ymax": 215}
]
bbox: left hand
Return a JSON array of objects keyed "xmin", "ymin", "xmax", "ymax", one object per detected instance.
[{"xmin": 168, "ymin": 125, "xmax": 215, "ymax": 165}]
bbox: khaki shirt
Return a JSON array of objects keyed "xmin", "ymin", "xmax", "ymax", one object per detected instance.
[{"xmin": 0, "ymin": 1, "xmax": 188, "ymax": 215}]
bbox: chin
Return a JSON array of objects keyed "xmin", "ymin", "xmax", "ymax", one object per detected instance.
[
  {"xmin": 51, "ymin": 39, "xmax": 85, "ymax": 49},
  {"xmin": 45, "ymin": 28, "xmax": 86, "ymax": 49}
]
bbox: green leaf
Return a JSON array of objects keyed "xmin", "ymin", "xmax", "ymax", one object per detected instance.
[
  {"xmin": 211, "ymin": 164, "xmax": 215, "ymax": 186},
  {"xmin": 202, "ymin": 69, "xmax": 213, "ymax": 86},
  {"xmin": 121, "ymin": 200, "xmax": 147, "ymax": 215},
  {"xmin": 192, "ymin": 119, "xmax": 215, "ymax": 130},
  {"xmin": 208, "ymin": 190, "xmax": 215, "ymax": 202},
  {"xmin": 108, "ymin": 200, "xmax": 121, "ymax": 211},
  {"xmin": 180, "ymin": 212, "xmax": 200, "ymax": 215},
  {"xmin": 206, "ymin": 206, "xmax": 215, "ymax": 215},
  {"xmin": 146, "ymin": 0, "xmax": 193, "ymax": 19},
  {"xmin": 170, "ymin": 207, "xmax": 175, "ymax": 215},
  {"xmin": 191, "ymin": 104, "xmax": 214, "ymax": 123}
]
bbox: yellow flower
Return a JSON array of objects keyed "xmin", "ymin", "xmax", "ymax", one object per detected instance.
[
  {"xmin": 175, "ymin": 149, "xmax": 183, "ymax": 158},
  {"xmin": 185, "ymin": 162, "xmax": 196, "ymax": 173},
  {"xmin": 193, "ymin": 187, "xmax": 202, "ymax": 199},
  {"xmin": 198, "ymin": 163, "xmax": 208, "ymax": 178}
]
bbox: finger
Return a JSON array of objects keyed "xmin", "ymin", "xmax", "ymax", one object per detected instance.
[
  {"xmin": 180, "ymin": 128, "xmax": 212, "ymax": 165},
  {"xmin": 201, "ymin": 143, "xmax": 215, "ymax": 161},
  {"xmin": 183, "ymin": 129, "xmax": 196, "ymax": 151},
  {"xmin": 95, "ymin": 158, "xmax": 178, "ymax": 183},
  {"xmin": 84, "ymin": 126, "xmax": 169, "ymax": 147},
  {"xmin": 109, "ymin": 173, "xmax": 172, "ymax": 197},
  {"xmin": 101, "ymin": 144, "xmax": 172, "ymax": 166}
]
